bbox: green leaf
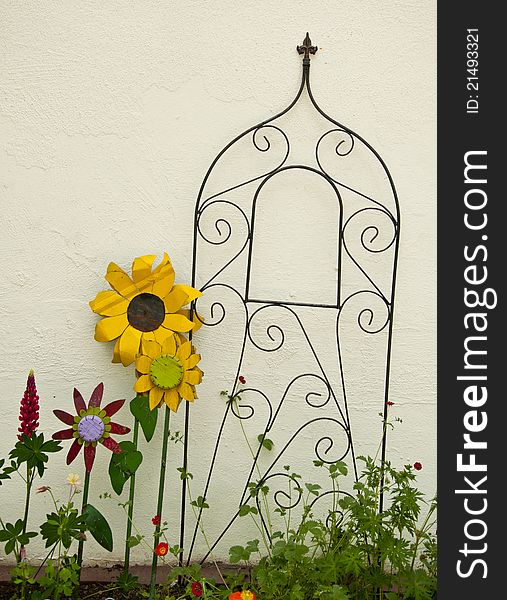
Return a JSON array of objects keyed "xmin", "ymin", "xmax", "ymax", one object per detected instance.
[
  {"xmin": 18, "ymin": 531, "xmax": 38, "ymax": 545},
  {"xmin": 257, "ymin": 434, "xmax": 274, "ymax": 451},
  {"xmin": 191, "ymin": 496, "xmax": 209, "ymax": 509},
  {"xmin": 127, "ymin": 535, "xmax": 142, "ymax": 548},
  {"xmin": 177, "ymin": 467, "xmax": 193, "ymax": 480},
  {"xmin": 5, "ymin": 538, "xmax": 15, "ymax": 555},
  {"xmin": 84, "ymin": 504, "xmax": 113, "ymax": 552},
  {"xmin": 229, "ymin": 545, "xmax": 249, "ymax": 564},
  {"xmin": 108, "ymin": 440, "xmax": 143, "ymax": 495},
  {"xmin": 124, "ymin": 450, "xmax": 142, "ymax": 473},
  {"xmin": 130, "ymin": 395, "xmax": 158, "ymax": 442},
  {"xmin": 9, "ymin": 434, "xmax": 62, "ymax": 478},
  {"xmin": 305, "ymin": 483, "xmax": 321, "ymax": 496},
  {"xmin": 329, "ymin": 460, "xmax": 348, "ymax": 476},
  {"xmin": 40, "ymin": 508, "xmax": 85, "ymax": 549},
  {"xmin": 109, "ymin": 457, "xmax": 128, "ymax": 495}
]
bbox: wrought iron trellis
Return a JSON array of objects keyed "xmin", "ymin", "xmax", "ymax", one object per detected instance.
[{"xmin": 179, "ymin": 33, "xmax": 400, "ymax": 564}]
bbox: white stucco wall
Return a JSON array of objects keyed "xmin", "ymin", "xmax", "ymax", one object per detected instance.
[{"xmin": 0, "ymin": 1, "xmax": 436, "ymax": 565}]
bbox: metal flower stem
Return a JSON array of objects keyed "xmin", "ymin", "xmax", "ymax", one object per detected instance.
[
  {"xmin": 77, "ymin": 470, "xmax": 91, "ymax": 571},
  {"xmin": 149, "ymin": 406, "xmax": 171, "ymax": 599},
  {"xmin": 123, "ymin": 417, "xmax": 140, "ymax": 574}
]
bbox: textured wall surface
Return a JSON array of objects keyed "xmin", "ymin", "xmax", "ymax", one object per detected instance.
[{"xmin": 0, "ymin": 1, "xmax": 436, "ymax": 565}]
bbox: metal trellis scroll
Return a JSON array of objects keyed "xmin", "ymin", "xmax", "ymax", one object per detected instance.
[{"xmin": 179, "ymin": 33, "xmax": 400, "ymax": 564}]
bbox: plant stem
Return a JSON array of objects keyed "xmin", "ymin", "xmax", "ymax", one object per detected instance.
[
  {"xmin": 34, "ymin": 542, "xmax": 58, "ymax": 579},
  {"xmin": 81, "ymin": 586, "xmax": 121, "ymax": 600},
  {"xmin": 21, "ymin": 464, "xmax": 33, "ymax": 536},
  {"xmin": 236, "ymin": 398, "xmax": 273, "ymax": 535},
  {"xmin": 123, "ymin": 417, "xmax": 140, "ymax": 574},
  {"xmin": 149, "ymin": 407, "xmax": 171, "ymax": 600},
  {"xmin": 77, "ymin": 470, "xmax": 91, "ymax": 571},
  {"xmin": 185, "ymin": 477, "xmax": 229, "ymax": 585},
  {"xmin": 410, "ymin": 500, "xmax": 436, "ymax": 570}
]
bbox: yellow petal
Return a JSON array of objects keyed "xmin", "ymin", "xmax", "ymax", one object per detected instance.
[
  {"xmin": 152, "ymin": 272, "xmax": 175, "ymax": 299},
  {"xmin": 162, "ymin": 313, "xmax": 194, "ymax": 333},
  {"xmin": 149, "ymin": 386, "xmax": 164, "ymax": 410},
  {"xmin": 163, "ymin": 286, "xmax": 191, "ymax": 313},
  {"xmin": 141, "ymin": 339, "xmax": 161, "ymax": 359},
  {"xmin": 184, "ymin": 370, "xmax": 203, "ymax": 385},
  {"xmin": 177, "ymin": 309, "xmax": 204, "ymax": 332},
  {"xmin": 136, "ymin": 355, "xmax": 152, "ymax": 374},
  {"xmin": 94, "ymin": 314, "xmax": 128, "ymax": 342},
  {"xmin": 90, "ymin": 290, "xmax": 128, "ymax": 316},
  {"xmin": 142, "ymin": 331, "xmax": 156, "ymax": 343},
  {"xmin": 177, "ymin": 341, "xmax": 192, "ymax": 361},
  {"xmin": 134, "ymin": 374, "xmax": 153, "ymax": 393},
  {"xmin": 161, "ymin": 335, "xmax": 177, "ymax": 356},
  {"xmin": 105, "ymin": 263, "xmax": 138, "ymax": 299},
  {"xmin": 151, "ymin": 252, "xmax": 172, "ymax": 276},
  {"xmin": 118, "ymin": 326, "xmax": 142, "ymax": 366},
  {"xmin": 153, "ymin": 327, "xmax": 172, "ymax": 346},
  {"xmin": 184, "ymin": 354, "xmax": 201, "ymax": 369},
  {"xmin": 131, "ymin": 255, "xmax": 157, "ymax": 284},
  {"xmin": 178, "ymin": 382, "xmax": 195, "ymax": 401},
  {"xmin": 164, "ymin": 389, "xmax": 181, "ymax": 412},
  {"xmin": 112, "ymin": 338, "xmax": 122, "ymax": 363},
  {"xmin": 174, "ymin": 284, "xmax": 202, "ymax": 303}
]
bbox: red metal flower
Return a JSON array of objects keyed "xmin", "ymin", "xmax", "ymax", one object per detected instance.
[
  {"xmin": 191, "ymin": 582, "xmax": 203, "ymax": 597},
  {"xmin": 413, "ymin": 462, "xmax": 423, "ymax": 471},
  {"xmin": 18, "ymin": 370, "xmax": 40, "ymax": 440},
  {"xmin": 239, "ymin": 375, "xmax": 247, "ymax": 385},
  {"xmin": 152, "ymin": 515, "xmax": 161, "ymax": 526},
  {"xmin": 52, "ymin": 383, "xmax": 130, "ymax": 472},
  {"xmin": 155, "ymin": 542, "xmax": 168, "ymax": 556}
]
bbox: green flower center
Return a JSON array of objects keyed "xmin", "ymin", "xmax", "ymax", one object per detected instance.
[
  {"xmin": 127, "ymin": 293, "xmax": 165, "ymax": 332},
  {"xmin": 150, "ymin": 354, "xmax": 183, "ymax": 390}
]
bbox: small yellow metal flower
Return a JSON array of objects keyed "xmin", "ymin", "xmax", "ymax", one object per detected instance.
[
  {"xmin": 89, "ymin": 253, "xmax": 202, "ymax": 366},
  {"xmin": 134, "ymin": 335, "xmax": 203, "ymax": 412}
]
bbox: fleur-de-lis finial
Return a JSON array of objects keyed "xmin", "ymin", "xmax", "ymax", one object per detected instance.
[{"xmin": 297, "ymin": 32, "xmax": 318, "ymax": 62}]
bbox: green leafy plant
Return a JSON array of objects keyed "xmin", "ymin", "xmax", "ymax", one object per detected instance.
[
  {"xmin": 40, "ymin": 506, "xmax": 86, "ymax": 551},
  {"xmin": 226, "ymin": 457, "xmax": 436, "ymax": 600},
  {"xmin": 10, "ymin": 434, "xmax": 62, "ymax": 479},
  {"xmin": 37, "ymin": 555, "xmax": 81, "ymax": 598},
  {"xmin": 217, "ymin": 389, "xmax": 437, "ymax": 600},
  {"xmin": 0, "ymin": 519, "xmax": 37, "ymax": 556}
]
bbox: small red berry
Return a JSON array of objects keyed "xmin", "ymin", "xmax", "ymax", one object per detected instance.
[
  {"xmin": 413, "ymin": 462, "xmax": 423, "ymax": 471},
  {"xmin": 152, "ymin": 515, "xmax": 161, "ymax": 525},
  {"xmin": 239, "ymin": 375, "xmax": 246, "ymax": 385},
  {"xmin": 191, "ymin": 581, "xmax": 203, "ymax": 597},
  {"xmin": 386, "ymin": 401, "xmax": 394, "ymax": 406}
]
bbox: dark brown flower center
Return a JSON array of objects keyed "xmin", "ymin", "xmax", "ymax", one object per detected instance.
[{"xmin": 127, "ymin": 293, "xmax": 165, "ymax": 332}]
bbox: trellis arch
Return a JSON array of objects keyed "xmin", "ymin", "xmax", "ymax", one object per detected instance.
[{"xmin": 178, "ymin": 33, "xmax": 400, "ymax": 564}]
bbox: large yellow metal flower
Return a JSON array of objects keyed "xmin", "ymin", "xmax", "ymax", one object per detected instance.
[
  {"xmin": 134, "ymin": 336, "xmax": 203, "ymax": 412},
  {"xmin": 90, "ymin": 253, "xmax": 201, "ymax": 367}
]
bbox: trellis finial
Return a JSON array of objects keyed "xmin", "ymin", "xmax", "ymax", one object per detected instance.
[{"xmin": 297, "ymin": 32, "xmax": 318, "ymax": 63}]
